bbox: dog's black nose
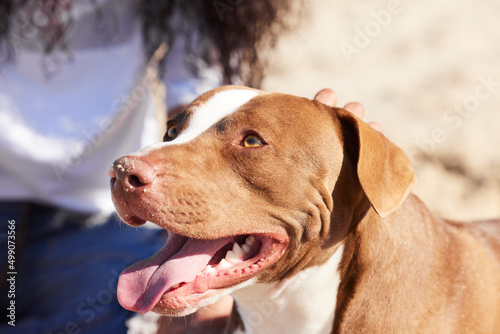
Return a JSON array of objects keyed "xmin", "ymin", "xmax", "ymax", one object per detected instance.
[{"xmin": 110, "ymin": 156, "xmax": 157, "ymax": 193}]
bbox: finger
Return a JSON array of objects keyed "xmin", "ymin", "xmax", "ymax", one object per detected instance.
[
  {"xmin": 314, "ymin": 88, "xmax": 338, "ymax": 107},
  {"xmin": 343, "ymin": 102, "xmax": 365, "ymax": 119},
  {"xmin": 368, "ymin": 121, "xmax": 383, "ymax": 133}
]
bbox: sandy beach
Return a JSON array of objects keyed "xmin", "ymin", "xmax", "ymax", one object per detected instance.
[{"xmin": 263, "ymin": 0, "xmax": 500, "ymax": 221}]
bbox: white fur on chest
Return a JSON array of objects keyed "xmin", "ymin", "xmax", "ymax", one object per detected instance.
[{"xmin": 231, "ymin": 244, "xmax": 344, "ymax": 334}]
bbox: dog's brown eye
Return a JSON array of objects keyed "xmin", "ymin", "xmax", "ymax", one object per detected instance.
[
  {"xmin": 241, "ymin": 134, "xmax": 265, "ymax": 148},
  {"xmin": 165, "ymin": 123, "xmax": 178, "ymax": 141}
]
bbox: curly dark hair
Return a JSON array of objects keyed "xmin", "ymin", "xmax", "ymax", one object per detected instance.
[{"xmin": 0, "ymin": 0, "xmax": 298, "ymax": 87}]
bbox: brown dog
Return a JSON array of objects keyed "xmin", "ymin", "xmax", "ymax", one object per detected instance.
[{"xmin": 110, "ymin": 85, "xmax": 500, "ymax": 333}]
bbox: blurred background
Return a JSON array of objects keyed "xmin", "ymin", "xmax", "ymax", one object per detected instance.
[{"xmin": 263, "ymin": 0, "xmax": 500, "ymax": 221}]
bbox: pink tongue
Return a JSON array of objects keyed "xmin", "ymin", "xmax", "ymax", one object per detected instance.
[{"xmin": 117, "ymin": 233, "xmax": 233, "ymax": 313}]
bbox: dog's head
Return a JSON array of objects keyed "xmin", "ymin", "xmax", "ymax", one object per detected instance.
[{"xmin": 110, "ymin": 85, "xmax": 415, "ymax": 316}]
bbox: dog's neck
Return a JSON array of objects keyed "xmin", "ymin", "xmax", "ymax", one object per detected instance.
[{"xmin": 230, "ymin": 244, "xmax": 345, "ymax": 334}]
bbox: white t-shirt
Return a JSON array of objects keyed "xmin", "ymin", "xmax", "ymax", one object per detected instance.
[{"xmin": 0, "ymin": 0, "xmax": 222, "ymax": 215}]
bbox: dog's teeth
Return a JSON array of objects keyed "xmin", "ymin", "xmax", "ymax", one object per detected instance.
[
  {"xmin": 202, "ymin": 266, "xmax": 217, "ymax": 275},
  {"xmin": 217, "ymin": 258, "xmax": 232, "ymax": 270},
  {"xmin": 232, "ymin": 242, "xmax": 245, "ymax": 257},
  {"xmin": 225, "ymin": 250, "xmax": 238, "ymax": 263},
  {"xmin": 242, "ymin": 244, "xmax": 250, "ymax": 253},
  {"xmin": 171, "ymin": 283, "xmax": 181, "ymax": 289},
  {"xmin": 245, "ymin": 236, "xmax": 255, "ymax": 246},
  {"xmin": 225, "ymin": 242, "xmax": 246, "ymax": 263}
]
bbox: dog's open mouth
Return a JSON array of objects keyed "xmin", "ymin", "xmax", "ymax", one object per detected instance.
[{"xmin": 117, "ymin": 227, "xmax": 287, "ymax": 314}]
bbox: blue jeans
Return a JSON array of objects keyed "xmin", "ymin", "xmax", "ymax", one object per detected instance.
[{"xmin": 0, "ymin": 202, "xmax": 166, "ymax": 333}]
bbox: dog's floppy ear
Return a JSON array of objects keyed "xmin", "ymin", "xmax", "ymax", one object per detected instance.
[{"xmin": 336, "ymin": 108, "xmax": 416, "ymax": 217}]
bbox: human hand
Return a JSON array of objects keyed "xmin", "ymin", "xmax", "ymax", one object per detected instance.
[
  {"xmin": 314, "ymin": 88, "xmax": 382, "ymax": 132},
  {"xmin": 156, "ymin": 294, "xmax": 233, "ymax": 334}
]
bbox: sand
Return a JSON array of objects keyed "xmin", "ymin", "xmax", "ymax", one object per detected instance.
[{"xmin": 263, "ymin": 0, "xmax": 500, "ymax": 221}]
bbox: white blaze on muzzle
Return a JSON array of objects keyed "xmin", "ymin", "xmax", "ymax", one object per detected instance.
[{"xmin": 141, "ymin": 88, "xmax": 259, "ymax": 154}]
